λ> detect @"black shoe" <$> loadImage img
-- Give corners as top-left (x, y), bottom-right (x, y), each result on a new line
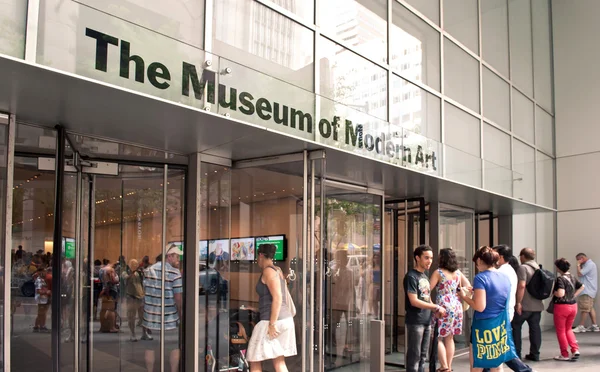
top-left (525, 354), bottom-right (539, 362)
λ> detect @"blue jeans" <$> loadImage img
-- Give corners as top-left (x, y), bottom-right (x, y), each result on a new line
top-left (406, 324), bottom-right (431, 372)
top-left (482, 358), bottom-right (533, 372)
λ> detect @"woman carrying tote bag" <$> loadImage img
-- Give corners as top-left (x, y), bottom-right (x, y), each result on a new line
top-left (460, 246), bottom-right (518, 372)
top-left (246, 244), bottom-right (297, 371)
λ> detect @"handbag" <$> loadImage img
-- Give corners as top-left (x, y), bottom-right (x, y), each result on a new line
top-left (285, 284), bottom-right (296, 317)
top-left (548, 275), bottom-right (573, 314)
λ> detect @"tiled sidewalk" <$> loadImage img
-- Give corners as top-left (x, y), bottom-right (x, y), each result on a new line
top-left (452, 330), bottom-right (600, 371)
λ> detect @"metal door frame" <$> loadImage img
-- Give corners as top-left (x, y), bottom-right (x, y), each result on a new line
top-left (475, 212), bottom-right (495, 248)
top-left (383, 197), bottom-right (426, 368)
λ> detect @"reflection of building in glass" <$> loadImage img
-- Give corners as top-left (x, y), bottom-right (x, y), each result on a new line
top-left (214, 0), bottom-right (312, 72)
top-left (319, 0), bottom-right (387, 120)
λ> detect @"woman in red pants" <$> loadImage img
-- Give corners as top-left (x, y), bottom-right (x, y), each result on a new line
top-left (552, 258), bottom-right (585, 361)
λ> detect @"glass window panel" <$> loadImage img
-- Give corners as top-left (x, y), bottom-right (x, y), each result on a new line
top-left (214, 0), bottom-right (314, 91)
top-left (535, 106), bottom-right (554, 155)
top-left (80, 0), bottom-right (204, 48)
top-left (532, 0), bottom-right (553, 112)
top-left (483, 123), bottom-right (510, 168)
top-left (509, 0), bottom-right (534, 96)
top-left (444, 102), bottom-right (480, 156)
top-left (391, 74), bottom-right (441, 141)
top-left (320, 0), bottom-right (388, 64)
top-left (444, 38), bottom-right (480, 113)
top-left (404, 0), bottom-right (440, 25)
top-left (265, 0), bottom-right (314, 22)
top-left (391, 3), bottom-right (441, 91)
top-left (485, 160), bottom-right (513, 196)
top-left (320, 36), bottom-right (387, 121)
top-left (37, 0), bottom-right (209, 107)
top-left (228, 163), bottom-right (306, 371)
top-left (445, 145), bottom-right (482, 187)
top-left (11, 156), bottom-right (56, 370)
top-left (481, 0), bottom-right (510, 77)
top-left (323, 191), bottom-right (382, 369)
top-left (513, 89), bottom-right (535, 143)
top-left (482, 67), bottom-right (510, 129)
top-left (513, 139), bottom-right (535, 203)
top-left (444, 0), bottom-right (479, 54)
top-left (536, 151), bottom-right (555, 208)
top-left (0, 0), bottom-right (27, 58)
top-left (199, 164), bottom-right (232, 365)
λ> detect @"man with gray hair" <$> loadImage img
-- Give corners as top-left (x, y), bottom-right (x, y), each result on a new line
top-left (573, 253), bottom-right (599, 333)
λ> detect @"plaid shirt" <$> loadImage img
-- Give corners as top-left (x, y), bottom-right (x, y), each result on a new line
top-left (143, 262), bottom-right (183, 331)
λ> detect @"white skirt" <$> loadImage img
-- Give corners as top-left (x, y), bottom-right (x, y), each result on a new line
top-left (246, 318), bottom-right (297, 362)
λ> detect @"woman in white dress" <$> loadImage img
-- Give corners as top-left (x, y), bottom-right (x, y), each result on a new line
top-left (246, 244), bottom-right (297, 371)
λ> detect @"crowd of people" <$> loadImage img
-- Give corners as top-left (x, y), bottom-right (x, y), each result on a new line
top-left (404, 244), bottom-right (599, 372)
top-left (12, 243), bottom-right (184, 372)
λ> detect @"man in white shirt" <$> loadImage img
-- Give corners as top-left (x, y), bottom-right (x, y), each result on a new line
top-left (482, 245), bottom-right (534, 372)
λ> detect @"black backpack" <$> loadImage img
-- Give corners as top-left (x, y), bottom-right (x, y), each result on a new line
top-left (525, 263), bottom-right (555, 300)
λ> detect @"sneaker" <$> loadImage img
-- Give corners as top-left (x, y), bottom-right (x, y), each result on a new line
top-left (587, 325), bottom-right (600, 332)
top-left (33, 327), bottom-right (39, 333)
top-left (572, 351), bottom-right (581, 360)
top-left (140, 334), bottom-right (153, 341)
top-left (554, 355), bottom-right (572, 361)
top-left (573, 325), bottom-right (587, 333)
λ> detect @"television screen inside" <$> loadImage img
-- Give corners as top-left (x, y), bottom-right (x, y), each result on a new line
top-left (231, 237), bottom-right (255, 261)
top-left (208, 239), bottom-right (230, 261)
top-left (63, 238), bottom-right (75, 259)
top-left (255, 235), bottom-right (286, 261)
top-left (199, 240), bottom-right (208, 260)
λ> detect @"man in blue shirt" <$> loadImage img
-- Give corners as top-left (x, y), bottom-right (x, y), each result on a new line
top-left (573, 253), bottom-right (599, 332)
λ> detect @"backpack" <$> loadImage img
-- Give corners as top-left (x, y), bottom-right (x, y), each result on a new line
top-left (525, 263), bottom-right (555, 300)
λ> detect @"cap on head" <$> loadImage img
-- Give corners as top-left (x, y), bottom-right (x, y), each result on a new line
top-left (166, 244), bottom-right (183, 256)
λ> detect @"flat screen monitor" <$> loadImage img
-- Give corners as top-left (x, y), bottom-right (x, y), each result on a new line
top-left (208, 239), bottom-right (230, 261)
top-left (63, 237), bottom-right (75, 259)
top-left (255, 235), bottom-right (286, 261)
top-left (231, 237), bottom-right (255, 261)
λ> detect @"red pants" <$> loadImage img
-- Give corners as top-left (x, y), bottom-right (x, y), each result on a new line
top-left (554, 303), bottom-right (578, 357)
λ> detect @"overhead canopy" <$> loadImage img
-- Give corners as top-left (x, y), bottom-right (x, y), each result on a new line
top-left (0, 55), bottom-right (553, 215)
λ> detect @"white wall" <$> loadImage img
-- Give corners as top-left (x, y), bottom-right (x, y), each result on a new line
top-left (553, 0), bottom-right (600, 322)
top-left (512, 212), bottom-right (556, 328)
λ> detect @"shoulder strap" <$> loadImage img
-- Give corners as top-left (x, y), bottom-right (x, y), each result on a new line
top-left (524, 262), bottom-right (540, 271)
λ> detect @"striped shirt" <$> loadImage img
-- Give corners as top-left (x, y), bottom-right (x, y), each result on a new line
top-left (143, 261), bottom-right (183, 331)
